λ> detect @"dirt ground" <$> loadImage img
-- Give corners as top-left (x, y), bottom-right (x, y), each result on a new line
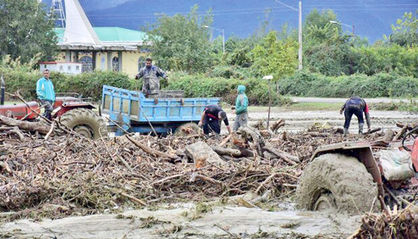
top-left (1, 109), bottom-right (417, 239)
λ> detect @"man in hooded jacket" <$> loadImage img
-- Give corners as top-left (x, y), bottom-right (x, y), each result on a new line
top-left (233, 85), bottom-right (249, 131)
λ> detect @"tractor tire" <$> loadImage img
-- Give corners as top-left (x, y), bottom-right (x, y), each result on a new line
top-left (174, 122), bottom-right (200, 136)
top-left (296, 153), bottom-right (378, 214)
top-left (59, 108), bottom-right (107, 140)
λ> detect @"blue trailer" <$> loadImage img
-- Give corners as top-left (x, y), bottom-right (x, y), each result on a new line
top-left (101, 85), bottom-right (220, 135)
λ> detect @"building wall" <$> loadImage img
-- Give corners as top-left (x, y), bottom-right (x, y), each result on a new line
top-left (56, 50), bottom-right (148, 77)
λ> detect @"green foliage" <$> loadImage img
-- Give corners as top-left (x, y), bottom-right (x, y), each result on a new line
top-left (387, 11), bottom-right (418, 47)
top-left (249, 31), bottom-right (298, 80)
top-left (166, 72), bottom-right (290, 105)
top-left (352, 44), bottom-right (418, 77)
top-left (0, 0), bottom-right (57, 63)
top-left (0, 65), bottom-right (133, 101)
top-left (55, 71), bottom-right (133, 100)
top-left (280, 71), bottom-right (418, 98)
top-left (146, 5), bottom-right (214, 72)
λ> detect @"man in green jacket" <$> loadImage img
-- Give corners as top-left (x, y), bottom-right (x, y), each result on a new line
top-left (233, 85), bottom-right (249, 131)
top-left (36, 69), bottom-right (55, 120)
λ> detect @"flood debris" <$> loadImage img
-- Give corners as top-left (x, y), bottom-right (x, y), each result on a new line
top-left (0, 114), bottom-right (416, 232)
top-left (350, 205), bottom-right (418, 239)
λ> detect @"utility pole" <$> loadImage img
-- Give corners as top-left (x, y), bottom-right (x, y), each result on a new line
top-left (274, 0), bottom-right (302, 70)
top-left (298, 0), bottom-right (302, 70)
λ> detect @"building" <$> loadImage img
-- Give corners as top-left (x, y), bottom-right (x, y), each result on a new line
top-left (45, 0), bottom-right (149, 77)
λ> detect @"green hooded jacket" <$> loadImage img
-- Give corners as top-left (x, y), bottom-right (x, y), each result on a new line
top-left (235, 85), bottom-right (248, 115)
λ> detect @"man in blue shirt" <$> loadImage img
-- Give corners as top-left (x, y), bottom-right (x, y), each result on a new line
top-left (36, 69), bottom-right (55, 120)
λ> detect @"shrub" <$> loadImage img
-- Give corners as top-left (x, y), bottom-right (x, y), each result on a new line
top-left (280, 71), bottom-right (418, 98)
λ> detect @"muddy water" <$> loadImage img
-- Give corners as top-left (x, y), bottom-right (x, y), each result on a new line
top-left (1, 202), bottom-right (360, 239)
top-left (226, 110), bottom-right (418, 133)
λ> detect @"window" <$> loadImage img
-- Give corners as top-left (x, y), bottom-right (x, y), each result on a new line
top-left (138, 56), bottom-right (145, 71)
top-left (112, 57), bottom-right (119, 71)
top-left (79, 56), bottom-right (93, 72)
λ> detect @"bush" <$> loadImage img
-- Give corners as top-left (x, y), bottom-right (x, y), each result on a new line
top-left (166, 72), bottom-right (290, 105)
top-left (0, 68), bottom-right (135, 101)
top-left (280, 71), bottom-right (418, 98)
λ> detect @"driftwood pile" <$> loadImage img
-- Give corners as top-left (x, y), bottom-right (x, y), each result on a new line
top-left (0, 115), bottom-right (412, 222)
top-left (350, 205), bottom-right (418, 239)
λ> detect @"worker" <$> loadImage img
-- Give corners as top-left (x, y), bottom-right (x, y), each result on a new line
top-left (340, 96), bottom-right (371, 135)
top-left (198, 105), bottom-right (232, 135)
top-left (135, 58), bottom-right (168, 98)
top-left (233, 85), bottom-right (249, 131)
top-left (36, 69), bottom-right (55, 120)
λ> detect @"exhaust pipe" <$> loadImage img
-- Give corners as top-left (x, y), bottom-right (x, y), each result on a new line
top-left (0, 75), bottom-right (4, 105)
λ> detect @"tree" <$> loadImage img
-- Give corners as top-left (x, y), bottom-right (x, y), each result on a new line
top-left (302, 9), bottom-right (357, 76)
top-left (145, 5), bottom-right (214, 73)
top-left (249, 31), bottom-right (298, 80)
top-left (387, 11), bottom-right (417, 47)
top-left (0, 0), bottom-right (57, 63)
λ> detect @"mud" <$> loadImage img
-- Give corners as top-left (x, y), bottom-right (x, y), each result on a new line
top-left (296, 154), bottom-right (378, 213)
top-left (228, 110), bottom-right (417, 133)
top-left (0, 202), bottom-right (361, 239)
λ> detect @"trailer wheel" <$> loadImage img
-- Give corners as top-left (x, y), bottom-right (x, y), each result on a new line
top-left (174, 122), bottom-right (200, 136)
top-left (296, 153), bottom-right (378, 214)
top-left (59, 108), bottom-right (107, 140)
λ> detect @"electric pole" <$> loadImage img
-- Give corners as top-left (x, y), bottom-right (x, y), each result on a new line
top-left (298, 0), bottom-right (302, 70)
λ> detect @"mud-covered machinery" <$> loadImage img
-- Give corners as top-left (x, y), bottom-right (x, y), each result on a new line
top-left (0, 92), bottom-right (107, 139)
top-left (296, 127), bottom-right (418, 213)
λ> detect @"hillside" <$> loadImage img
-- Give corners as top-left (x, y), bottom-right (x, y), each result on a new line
top-left (44, 0), bottom-right (417, 42)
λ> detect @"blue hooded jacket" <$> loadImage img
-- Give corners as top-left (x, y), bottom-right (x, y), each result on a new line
top-left (36, 77), bottom-right (55, 101)
top-left (235, 85), bottom-right (248, 115)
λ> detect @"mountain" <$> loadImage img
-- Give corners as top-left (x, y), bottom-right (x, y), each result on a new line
top-left (43, 0), bottom-right (418, 43)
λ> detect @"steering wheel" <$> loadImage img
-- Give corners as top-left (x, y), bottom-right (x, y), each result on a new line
top-left (402, 126), bottom-right (418, 151)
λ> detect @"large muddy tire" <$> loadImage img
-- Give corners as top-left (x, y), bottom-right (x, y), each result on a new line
top-left (59, 108), bottom-right (107, 140)
top-left (174, 122), bottom-right (200, 136)
top-left (296, 153), bottom-right (378, 214)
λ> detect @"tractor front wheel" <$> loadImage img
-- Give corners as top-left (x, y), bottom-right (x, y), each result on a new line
top-left (59, 108), bottom-right (107, 139)
top-left (296, 153), bottom-right (378, 214)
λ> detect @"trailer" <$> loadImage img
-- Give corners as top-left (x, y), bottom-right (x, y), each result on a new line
top-left (101, 85), bottom-right (220, 135)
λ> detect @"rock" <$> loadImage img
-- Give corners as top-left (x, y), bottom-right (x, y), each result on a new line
top-left (185, 141), bottom-right (226, 167)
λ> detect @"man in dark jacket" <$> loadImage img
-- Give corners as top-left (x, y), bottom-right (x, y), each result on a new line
top-left (135, 58), bottom-right (167, 98)
top-left (198, 105), bottom-right (231, 135)
top-left (340, 96), bottom-right (371, 135)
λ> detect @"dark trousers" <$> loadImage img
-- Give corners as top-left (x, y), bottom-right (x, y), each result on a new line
top-left (344, 105), bottom-right (364, 129)
top-left (203, 116), bottom-right (221, 135)
top-left (40, 99), bottom-right (53, 120)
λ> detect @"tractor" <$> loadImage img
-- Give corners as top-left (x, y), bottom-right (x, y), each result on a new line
top-left (296, 127), bottom-right (418, 214)
top-left (0, 80), bottom-right (107, 140)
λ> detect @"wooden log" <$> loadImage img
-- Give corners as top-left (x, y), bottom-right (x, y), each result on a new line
top-left (211, 146), bottom-right (242, 157)
top-left (0, 115), bottom-right (50, 134)
top-left (394, 125), bottom-right (408, 141)
top-left (263, 144), bottom-right (300, 164)
top-left (125, 135), bottom-right (177, 159)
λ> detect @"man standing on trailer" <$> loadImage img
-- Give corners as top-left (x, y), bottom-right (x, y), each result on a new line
top-left (135, 58), bottom-right (168, 98)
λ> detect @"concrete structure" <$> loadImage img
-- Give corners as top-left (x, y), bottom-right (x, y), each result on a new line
top-left (40, 61), bottom-right (82, 75)
top-left (52, 0), bottom-right (149, 77)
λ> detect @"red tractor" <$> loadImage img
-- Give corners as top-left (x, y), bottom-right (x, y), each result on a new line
top-left (0, 94), bottom-right (107, 139)
top-left (296, 127), bottom-right (418, 213)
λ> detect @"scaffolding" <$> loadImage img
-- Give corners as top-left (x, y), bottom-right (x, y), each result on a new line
top-left (51, 0), bottom-right (66, 28)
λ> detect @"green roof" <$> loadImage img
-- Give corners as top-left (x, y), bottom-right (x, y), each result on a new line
top-left (54, 27), bottom-right (147, 43)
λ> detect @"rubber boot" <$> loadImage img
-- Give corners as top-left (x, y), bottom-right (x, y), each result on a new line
top-left (343, 128), bottom-right (348, 136)
top-left (359, 123), bottom-right (364, 134)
